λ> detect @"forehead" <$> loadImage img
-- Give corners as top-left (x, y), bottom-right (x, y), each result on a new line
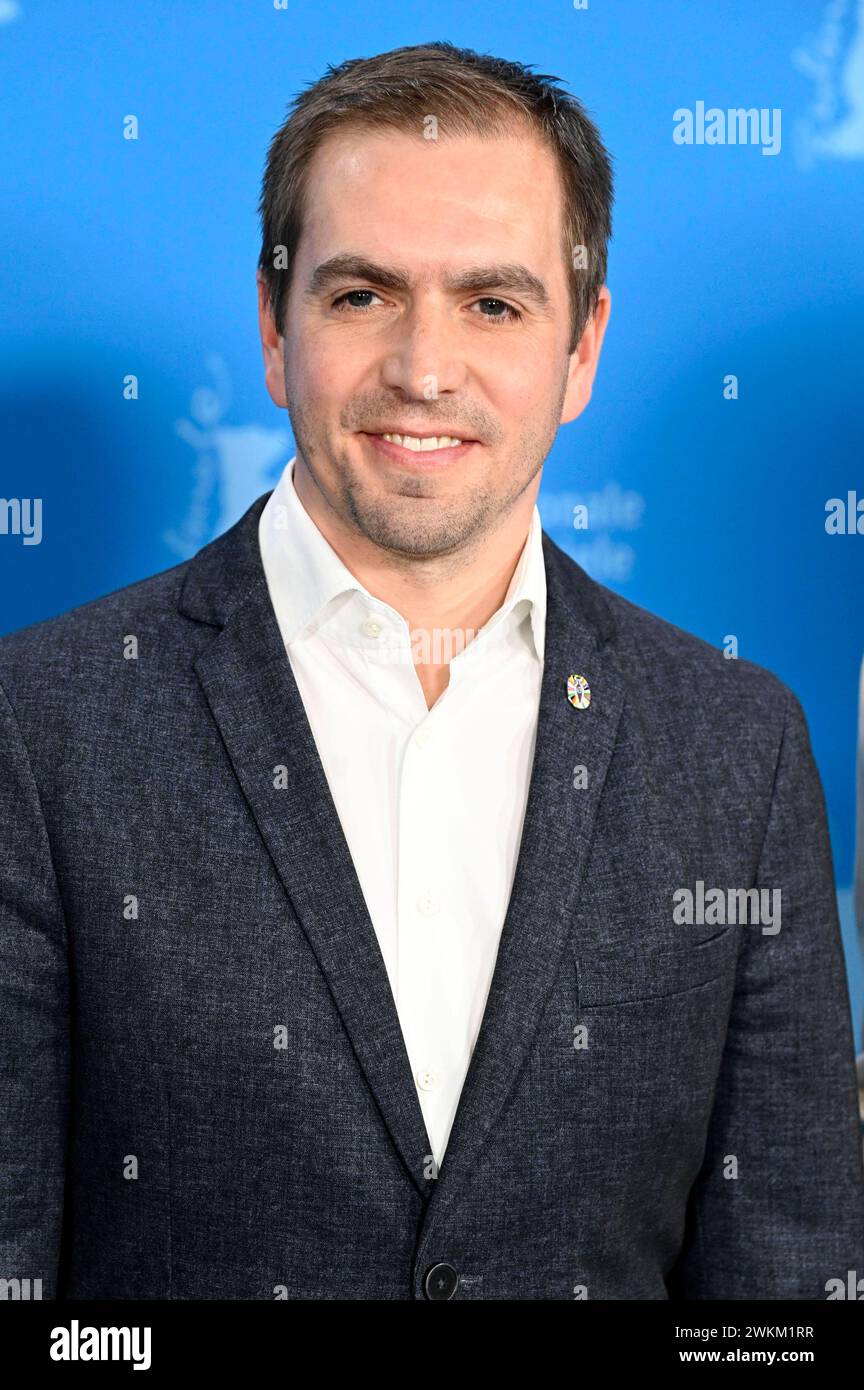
top-left (297, 125), bottom-right (568, 275)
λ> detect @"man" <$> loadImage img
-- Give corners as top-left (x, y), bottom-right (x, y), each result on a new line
top-left (1, 42), bottom-right (862, 1301)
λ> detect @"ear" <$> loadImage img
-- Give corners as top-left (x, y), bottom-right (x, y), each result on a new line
top-left (560, 287), bottom-right (612, 425)
top-left (257, 271), bottom-right (288, 409)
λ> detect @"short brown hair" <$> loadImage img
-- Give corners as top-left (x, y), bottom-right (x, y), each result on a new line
top-left (257, 41), bottom-right (614, 355)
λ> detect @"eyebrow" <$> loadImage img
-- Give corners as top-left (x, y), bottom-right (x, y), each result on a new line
top-left (306, 254), bottom-right (552, 311)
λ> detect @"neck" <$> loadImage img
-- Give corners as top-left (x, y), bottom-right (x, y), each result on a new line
top-left (291, 459), bottom-right (537, 709)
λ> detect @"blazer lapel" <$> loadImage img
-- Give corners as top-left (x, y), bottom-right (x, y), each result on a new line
top-left (180, 497), bottom-right (433, 1199)
top-left (421, 534), bottom-right (626, 1226)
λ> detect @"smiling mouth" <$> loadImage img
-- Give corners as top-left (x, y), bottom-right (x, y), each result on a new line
top-left (367, 430), bottom-right (474, 451)
top-left (359, 430), bottom-right (478, 465)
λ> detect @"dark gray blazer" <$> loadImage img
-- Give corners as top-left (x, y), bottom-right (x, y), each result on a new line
top-left (1, 494), bottom-right (862, 1300)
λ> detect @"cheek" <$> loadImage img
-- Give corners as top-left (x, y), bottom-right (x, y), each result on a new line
top-left (482, 356), bottom-right (558, 427)
top-left (285, 336), bottom-right (349, 413)
top-left (307, 322), bottom-right (386, 395)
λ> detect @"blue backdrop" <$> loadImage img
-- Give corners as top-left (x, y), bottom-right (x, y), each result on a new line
top-left (1, 0), bottom-right (862, 1042)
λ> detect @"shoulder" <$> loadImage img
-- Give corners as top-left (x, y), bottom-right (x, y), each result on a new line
top-left (0, 560), bottom-right (190, 669)
top-left (542, 534), bottom-right (801, 742)
top-left (0, 560), bottom-right (201, 737)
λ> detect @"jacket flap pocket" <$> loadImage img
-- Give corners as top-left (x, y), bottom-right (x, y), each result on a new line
top-left (574, 926), bottom-right (740, 1006)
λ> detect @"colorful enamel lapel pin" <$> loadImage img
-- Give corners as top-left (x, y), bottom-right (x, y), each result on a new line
top-left (567, 673), bottom-right (591, 709)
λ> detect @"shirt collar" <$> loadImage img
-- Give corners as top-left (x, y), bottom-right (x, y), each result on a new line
top-left (258, 456), bottom-right (546, 662)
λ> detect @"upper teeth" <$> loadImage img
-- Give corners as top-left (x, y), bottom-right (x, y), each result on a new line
top-left (381, 433), bottom-right (464, 451)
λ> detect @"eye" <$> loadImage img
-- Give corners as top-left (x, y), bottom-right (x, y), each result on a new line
top-left (472, 297), bottom-right (523, 324)
top-left (332, 289), bottom-right (383, 313)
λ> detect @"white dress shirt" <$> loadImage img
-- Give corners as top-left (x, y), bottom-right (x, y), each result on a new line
top-left (258, 456), bottom-right (547, 1166)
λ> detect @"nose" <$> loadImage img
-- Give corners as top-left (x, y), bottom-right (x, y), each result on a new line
top-left (379, 296), bottom-right (468, 401)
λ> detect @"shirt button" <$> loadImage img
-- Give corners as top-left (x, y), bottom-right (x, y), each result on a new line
top-left (424, 1262), bottom-right (459, 1300)
top-left (413, 726), bottom-right (432, 749)
top-left (417, 893), bottom-right (440, 917)
top-left (416, 1068), bottom-right (439, 1091)
top-left (361, 618), bottom-right (383, 638)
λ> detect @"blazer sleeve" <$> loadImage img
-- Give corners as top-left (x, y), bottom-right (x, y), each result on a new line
top-left (672, 684), bottom-right (864, 1299)
top-left (0, 673), bottom-right (70, 1299)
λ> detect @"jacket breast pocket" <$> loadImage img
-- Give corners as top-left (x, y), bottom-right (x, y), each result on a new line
top-left (573, 926), bottom-right (740, 1007)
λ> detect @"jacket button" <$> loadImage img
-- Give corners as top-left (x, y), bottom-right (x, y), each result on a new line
top-left (424, 1262), bottom-right (459, 1300)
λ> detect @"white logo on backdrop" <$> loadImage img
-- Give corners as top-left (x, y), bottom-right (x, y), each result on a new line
top-left (539, 482), bottom-right (645, 584)
top-left (164, 356), bottom-right (290, 558)
top-left (794, 0), bottom-right (864, 166)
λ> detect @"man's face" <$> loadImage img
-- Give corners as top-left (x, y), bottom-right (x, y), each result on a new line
top-left (258, 124), bottom-right (609, 559)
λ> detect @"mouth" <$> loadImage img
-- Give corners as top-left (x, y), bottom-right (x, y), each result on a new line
top-left (359, 430), bottom-right (478, 467)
